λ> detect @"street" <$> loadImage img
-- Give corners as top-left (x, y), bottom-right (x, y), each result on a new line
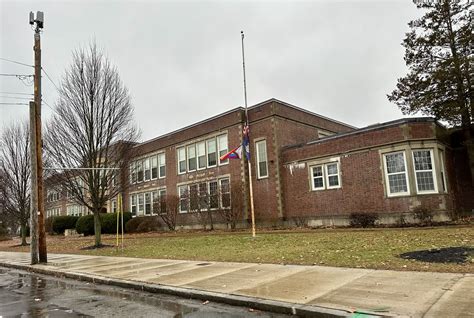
top-left (0, 267), bottom-right (289, 318)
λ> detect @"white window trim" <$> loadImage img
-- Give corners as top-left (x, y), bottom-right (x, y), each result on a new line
top-left (255, 139), bottom-right (269, 179)
top-left (383, 151), bottom-right (410, 197)
top-left (187, 144), bottom-right (197, 172)
top-left (412, 149), bottom-right (438, 195)
top-left (217, 134), bottom-right (229, 166)
top-left (325, 162), bottom-right (341, 189)
top-left (207, 138), bottom-right (218, 168)
top-left (439, 150), bottom-right (448, 193)
top-left (197, 141), bottom-right (207, 170)
top-left (178, 185), bottom-right (189, 213)
top-left (158, 153), bottom-right (166, 179)
top-left (151, 155), bottom-right (158, 180)
top-left (310, 165), bottom-right (325, 191)
top-left (177, 147), bottom-right (187, 175)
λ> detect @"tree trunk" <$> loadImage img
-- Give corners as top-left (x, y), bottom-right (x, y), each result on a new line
top-left (20, 223), bottom-right (27, 246)
top-left (93, 212), bottom-right (102, 247)
top-left (464, 128), bottom-right (474, 186)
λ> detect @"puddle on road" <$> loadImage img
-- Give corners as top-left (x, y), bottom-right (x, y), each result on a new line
top-left (0, 268), bottom-right (287, 318)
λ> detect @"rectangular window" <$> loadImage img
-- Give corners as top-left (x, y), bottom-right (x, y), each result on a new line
top-left (144, 158), bottom-right (151, 181)
top-left (178, 147), bottom-right (186, 174)
top-left (130, 163), bottom-right (137, 184)
top-left (179, 185), bottom-right (188, 213)
top-left (159, 189), bottom-right (167, 214)
top-left (209, 181), bottom-right (219, 209)
top-left (383, 152), bottom-right (409, 196)
top-left (207, 139), bottom-right (217, 167)
top-left (220, 178), bottom-right (231, 208)
top-left (151, 156), bottom-right (158, 179)
top-left (311, 166), bottom-right (324, 190)
top-left (439, 150), bottom-right (447, 193)
top-left (158, 153), bottom-right (166, 178)
top-left (138, 193), bottom-right (144, 216)
top-left (218, 134), bottom-right (228, 165)
top-left (326, 163), bottom-right (340, 188)
top-left (144, 192), bottom-right (152, 215)
top-left (137, 160), bottom-right (144, 183)
top-left (199, 183), bottom-right (208, 210)
top-left (413, 149), bottom-right (437, 193)
top-left (189, 184), bottom-right (199, 212)
top-left (130, 194), bottom-right (137, 216)
top-left (187, 144), bottom-right (197, 172)
top-left (111, 200), bottom-right (117, 214)
top-left (256, 140), bottom-right (268, 179)
top-left (197, 141), bottom-right (206, 170)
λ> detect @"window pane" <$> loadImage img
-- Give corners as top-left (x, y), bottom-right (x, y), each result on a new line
top-left (144, 158), bottom-right (151, 181)
top-left (178, 147), bottom-right (186, 173)
top-left (259, 162), bottom-right (268, 178)
top-left (413, 150), bottom-right (432, 171)
top-left (145, 192), bottom-right (151, 215)
top-left (326, 163), bottom-right (338, 175)
top-left (199, 183), bottom-right (208, 210)
top-left (416, 171), bottom-right (435, 191)
top-left (137, 160), bottom-right (143, 182)
top-left (197, 142), bottom-right (206, 169)
top-left (256, 140), bottom-right (268, 178)
top-left (328, 175), bottom-right (339, 187)
top-left (189, 184), bottom-right (199, 211)
top-left (138, 193), bottom-right (144, 215)
top-left (385, 153), bottom-right (405, 174)
top-left (207, 139), bottom-right (217, 166)
top-left (187, 145), bottom-right (197, 171)
top-left (158, 153), bottom-right (166, 178)
top-left (220, 179), bottom-right (230, 208)
top-left (312, 166), bottom-right (322, 177)
top-left (218, 134), bottom-right (228, 164)
top-left (179, 186), bottom-right (188, 212)
top-left (151, 156), bottom-right (158, 179)
top-left (388, 173), bottom-right (408, 193)
top-left (209, 181), bottom-right (218, 209)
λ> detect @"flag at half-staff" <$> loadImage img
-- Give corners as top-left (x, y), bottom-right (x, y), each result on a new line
top-left (219, 124), bottom-right (251, 161)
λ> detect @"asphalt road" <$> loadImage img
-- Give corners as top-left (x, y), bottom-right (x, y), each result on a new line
top-left (0, 267), bottom-right (289, 318)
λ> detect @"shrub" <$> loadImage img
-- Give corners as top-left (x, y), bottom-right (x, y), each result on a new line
top-left (45, 217), bottom-right (54, 234)
top-left (52, 216), bottom-right (79, 234)
top-left (350, 212), bottom-right (379, 228)
top-left (413, 206), bottom-right (433, 226)
top-left (125, 216), bottom-right (161, 233)
top-left (101, 212), bottom-right (132, 234)
top-left (76, 214), bottom-right (95, 236)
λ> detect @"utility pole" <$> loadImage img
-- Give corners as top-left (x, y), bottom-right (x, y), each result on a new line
top-left (29, 101), bottom-right (38, 264)
top-left (30, 11), bottom-right (47, 263)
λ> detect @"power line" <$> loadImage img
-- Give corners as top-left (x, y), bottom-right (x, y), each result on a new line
top-left (41, 67), bottom-right (60, 91)
top-left (42, 99), bottom-right (55, 112)
top-left (0, 91), bottom-right (33, 96)
top-left (0, 73), bottom-right (34, 77)
top-left (0, 57), bottom-right (34, 68)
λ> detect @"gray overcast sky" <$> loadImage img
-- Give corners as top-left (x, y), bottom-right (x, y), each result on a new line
top-left (1, 0), bottom-right (421, 142)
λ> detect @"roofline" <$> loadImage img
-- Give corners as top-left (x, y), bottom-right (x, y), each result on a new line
top-left (284, 117), bottom-right (441, 150)
top-left (136, 106), bottom-right (244, 148)
top-left (253, 98), bottom-right (357, 130)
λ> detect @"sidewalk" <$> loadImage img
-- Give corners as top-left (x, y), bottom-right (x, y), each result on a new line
top-left (0, 252), bottom-right (472, 317)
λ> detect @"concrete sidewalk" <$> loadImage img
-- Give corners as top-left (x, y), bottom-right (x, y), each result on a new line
top-left (0, 252), bottom-right (472, 317)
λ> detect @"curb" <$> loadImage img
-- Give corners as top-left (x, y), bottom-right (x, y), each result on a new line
top-left (0, 261), bottom-right (386, 318)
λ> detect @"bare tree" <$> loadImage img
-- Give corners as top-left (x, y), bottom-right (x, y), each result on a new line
top-left (0, 122), bottom-right (31, 245)
top-left (44, 43), bottom-right (139, 247)
top-left (157, 194), bottom-right (180, 231)
top-left (217, 180), bottom-right (243, 230)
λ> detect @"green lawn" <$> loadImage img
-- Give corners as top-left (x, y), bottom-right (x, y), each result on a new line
top-left (2, 226), bottom-right (472, 273)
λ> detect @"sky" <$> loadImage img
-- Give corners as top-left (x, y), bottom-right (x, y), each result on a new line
top-left (1, 0), bottom-right (422, 142)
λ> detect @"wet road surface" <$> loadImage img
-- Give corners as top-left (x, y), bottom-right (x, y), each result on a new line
top-left (0, 267), bottom-right (290, 318)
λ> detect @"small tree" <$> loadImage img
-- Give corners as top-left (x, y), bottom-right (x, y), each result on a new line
top-left (0, 122), bottom-right (31, 245)
top-left (44, 42), bottom-right (139, 247)
top-left (157, 194), bottom-right (180, 231)
top-left (217, 180), bottom-right (242, 230)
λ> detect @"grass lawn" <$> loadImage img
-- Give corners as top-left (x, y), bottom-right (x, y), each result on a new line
top-left (1, 226), bottom-right (472, 273)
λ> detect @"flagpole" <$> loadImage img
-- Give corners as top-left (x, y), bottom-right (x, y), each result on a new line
top-left (241, 30), bottom-right (256, 238)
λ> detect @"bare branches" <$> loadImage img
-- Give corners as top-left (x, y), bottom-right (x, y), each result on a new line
top-left (44, 42), bottom-right (139, 246)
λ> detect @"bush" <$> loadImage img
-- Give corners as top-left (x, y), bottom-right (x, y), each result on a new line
top-left (76, 212), bottom-right (132, 236)
top-left (125, 216), bottom-right (161, 233)
top-left (76, 214), bottom-right (95, 236)
top-left (45, 217), bottom-right (54, 234)
top-left (52, 215), bottom-right (79, 234)
top-left (350, 212), bottom-right (379, 228)
top-left (413, 206), bottom-right (433, 226)
top-left (101, 212), bottom-right (132, 234)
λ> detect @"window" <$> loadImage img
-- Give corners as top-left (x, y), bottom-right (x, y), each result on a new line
top-left (158, 153), bottom-right (166, 178)
top-left (326, 163), bottom-right (340, 188)
top-left (256, 140), bottom-right (268, 178)
top-left (383, 152), bottom-right (409, 196)
top-left (159, 189), bottom-right (167, 214)
top-left (199, 183), bottom-right (208, 210)
top-left (218, 134), bottom-right (228, 165)
top-left (220, 178), bottom-right (230, 208)
top-left (311, 166), bottom-right (324, 190)
top-left (209, 181), bottom-right (219, 209)
top-left (189, 184), bottom-right (199, 211)
top-left (144, 192), bottom-right (152, 215)
top-left (179, 185), bottom-right (189, 213)
top-left (187, 145), bottom-right (197, 172)
top-left (130, 163), bottom-right (137, 184)
top-left (439, 150), bottom-right (447, 193)
top-left (178, 147), bottom-right (186, 174)
top-left (207, 139), bottom-right (217, 167)
top-left (151, 156), bottom-right (158, 179)
top-left (67, 205), bottom-right (83, 217)
top-left (138, 193), bottom-right (144, 216)
top-left (137, 160), bottom-right (144, 183)
top-left (130, 194), bottom-right (137, 216)
top-left (413, 149), bottom-right (437, 193)
top-left (197, 141), bottom-right (206, 170)
top-left (144, 158), bottom-right (151, 181)
top-left (111, 200), bottom-right (117, 213)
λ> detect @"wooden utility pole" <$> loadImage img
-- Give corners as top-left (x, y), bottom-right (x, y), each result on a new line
top-left (30, 11), bottom-right (47, 263)
top-left (29, 101), bottom-right (39, 264)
